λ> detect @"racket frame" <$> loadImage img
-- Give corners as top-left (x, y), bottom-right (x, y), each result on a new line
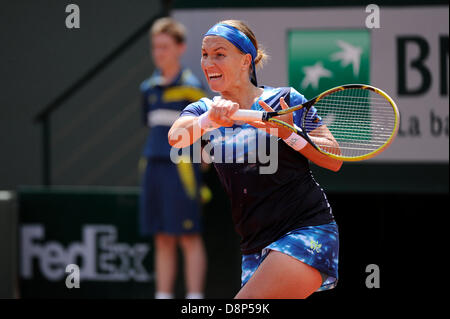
top-left (299, 84), bottom-right (400, 161)
top-left (233, 84), bottom-right (400, 162)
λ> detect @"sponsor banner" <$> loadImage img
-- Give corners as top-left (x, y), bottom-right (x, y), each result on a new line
top-left (174, 6), bottom-right (449, 162)
top-left (288, 29), bottom-right (371, 99)
top-left (18, 188), bottom-right (154, 298)
top-left (21, 224), bottom-right (151, 282)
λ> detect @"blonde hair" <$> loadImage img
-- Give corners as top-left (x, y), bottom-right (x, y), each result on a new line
top-left (218, 19), bottom-right (269, 69)
top-left (150, 17), bottom-right (186, 44)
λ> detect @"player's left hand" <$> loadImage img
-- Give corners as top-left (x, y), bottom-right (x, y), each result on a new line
top-left (246, 97), bottom-right (293, 139)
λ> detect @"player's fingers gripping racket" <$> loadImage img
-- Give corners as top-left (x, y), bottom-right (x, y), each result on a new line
top-left (231, 84), bottom-right (400, 161)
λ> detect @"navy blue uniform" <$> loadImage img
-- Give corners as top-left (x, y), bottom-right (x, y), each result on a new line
top-left (181, 86), bottom-right (335, 253)
top-left (139, 68), bottom-right (206, 236)
top-left (180, 86), bottom-right (339, 291)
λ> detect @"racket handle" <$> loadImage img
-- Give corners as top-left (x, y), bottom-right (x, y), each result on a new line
top-left (230, 109), bottom-right (264, 121)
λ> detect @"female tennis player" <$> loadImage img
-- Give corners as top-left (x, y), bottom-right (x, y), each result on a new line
top-left (168, 20), bottom-right (342, 298)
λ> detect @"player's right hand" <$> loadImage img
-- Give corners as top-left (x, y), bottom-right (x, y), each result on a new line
top-left (208, 97), bottom-right (239, 127)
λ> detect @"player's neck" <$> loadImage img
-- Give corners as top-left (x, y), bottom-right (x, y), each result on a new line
top-left (221, 82), bottom-right (263, 110)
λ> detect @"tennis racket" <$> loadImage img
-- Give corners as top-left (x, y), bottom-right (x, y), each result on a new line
top-left (230, 84), bottom-right (400, 161)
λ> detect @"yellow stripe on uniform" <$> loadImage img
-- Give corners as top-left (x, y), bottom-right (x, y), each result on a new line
top-left (176, 155), bottom-right (197, 200)
top-left (162, 86), bottom-right (206, 103)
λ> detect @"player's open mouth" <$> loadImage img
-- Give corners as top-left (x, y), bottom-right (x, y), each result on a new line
top-left (208, 73), bottom-right (222, 80)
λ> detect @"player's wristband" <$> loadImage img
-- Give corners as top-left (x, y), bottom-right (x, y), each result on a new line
top-left (283, 132), bottom-right (307, 151)
top-left (198, 111), bottom-right (220, 131)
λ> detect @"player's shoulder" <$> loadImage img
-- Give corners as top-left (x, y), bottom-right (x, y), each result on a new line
top-left (288, 87), bottom-right (308, 104)
top-left (259, 86), bottom-right (285, 100)
top-left (260, 86), bottom-right (305, 102)
top-left (192, 97), bottom-right (210, 109)
top-left (180, 97), bottom-right (210, 117)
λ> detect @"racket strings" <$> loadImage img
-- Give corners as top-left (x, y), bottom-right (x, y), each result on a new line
top-left (304, 88), bottom-right (397, 158)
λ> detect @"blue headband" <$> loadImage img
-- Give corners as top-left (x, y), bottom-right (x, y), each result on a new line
top-left (204, 23), bottom-right (258, 86)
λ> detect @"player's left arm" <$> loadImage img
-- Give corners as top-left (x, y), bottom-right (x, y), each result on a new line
top-left (308, 124), bottom-right (341, 158)
top-left (249, 99), bottom-right (342, 172)
top-left (297, 140), bottom-right (342, 172)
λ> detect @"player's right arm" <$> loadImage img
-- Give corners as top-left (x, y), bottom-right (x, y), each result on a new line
top-left (168, 115), bottom-right (203, 148)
